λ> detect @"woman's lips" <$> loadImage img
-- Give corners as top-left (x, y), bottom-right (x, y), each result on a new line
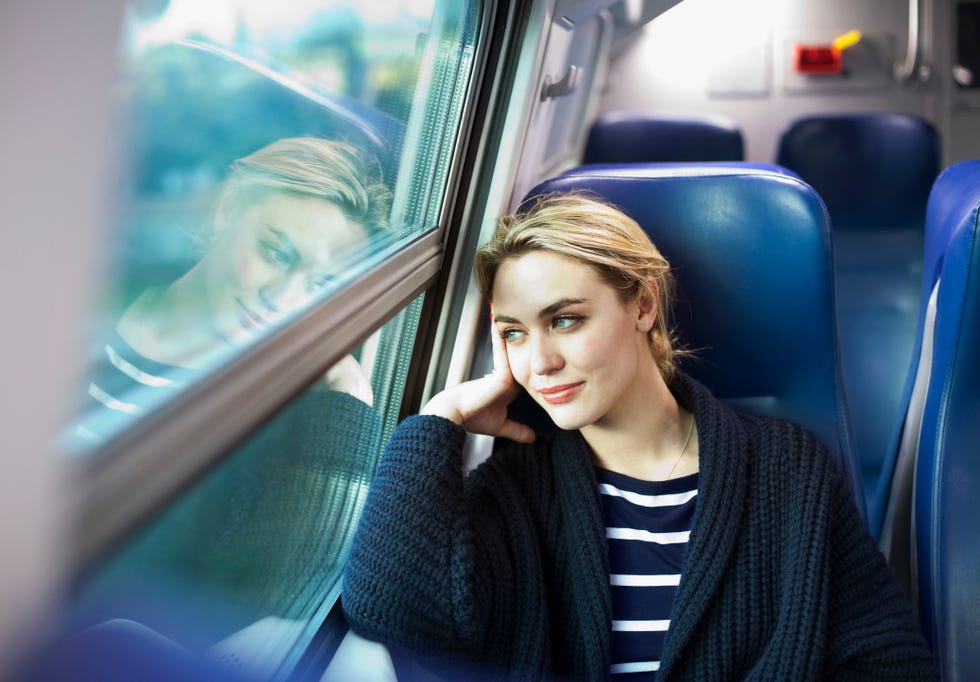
top-left (236, 298), bottom-right (267, 330)
top-left (537, 382), bottom-right (584, 405)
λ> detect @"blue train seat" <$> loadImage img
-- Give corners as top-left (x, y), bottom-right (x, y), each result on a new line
top-left (775, 113), bottom-right (941, 518)
top-left (775, 113), bottom-right (939, 231)
top-left (575, 161), bottom-right (799, 178)
top-left (515, 164), bottom-right (863, 513)
top-left (583, 112), bottom-right (744, 164)
top-left (874, 160), bottom-right (980, 680)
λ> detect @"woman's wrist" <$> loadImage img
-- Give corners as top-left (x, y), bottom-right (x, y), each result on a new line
top-left (419, 394), bottom-right (463, 425)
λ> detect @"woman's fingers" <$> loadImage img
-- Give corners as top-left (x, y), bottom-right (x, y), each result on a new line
top-left (489, 314), bottom-right (512, 379)
top-left (324, 354), bottom-right (374, 405)
top-left (421, 375), bottom-right (534, 442)
top-left (497, 419), bottom-right (536, 444)
top-left (463, 372), bottom-right (517, 416)
top-left (420, 315), bottom-right (533, 440)
top-left (421, 373), bottom-right (510, 425)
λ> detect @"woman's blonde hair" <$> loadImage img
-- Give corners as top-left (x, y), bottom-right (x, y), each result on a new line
top-left (474, 191), bottom-right (683, 380)
top-left (214, 137), bottom-right (392, 237)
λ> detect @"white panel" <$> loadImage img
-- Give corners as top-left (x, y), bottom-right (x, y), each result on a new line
top-left (0, 0), bottom-right (124, 673)
top-left (598, 0), bottom-right (933, 162)
top-left (708, 31), bottom-right (772, 97)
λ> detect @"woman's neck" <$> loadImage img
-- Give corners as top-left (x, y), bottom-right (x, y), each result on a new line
top-left (581, 365), bottom-right (699, 481)
top-left (116, 268), bottom-right (219, 368)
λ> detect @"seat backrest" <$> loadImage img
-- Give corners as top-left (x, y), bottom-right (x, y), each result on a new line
top-left (775, 113), bottom-right (939, 230)
top-left (584, 112), bottom-right (744, 164)
top-left (776, 114), bottom-right (940, 520)
top-left (518, 164), bottom-right (863, 514)
top-left (877, 160), bottom-right (980, 680)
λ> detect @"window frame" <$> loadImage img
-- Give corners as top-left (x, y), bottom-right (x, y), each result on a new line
top-left (69, 0), bottom-right (498, 580)
top-left (408, 0), bottom-right (554, 409)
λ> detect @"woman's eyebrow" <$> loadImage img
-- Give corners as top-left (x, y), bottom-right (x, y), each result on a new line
top-left (492, 298), bottom-right (587, 326)
top-left (265, 225), bottom-right (301, 261)
top-left (538, 298), bottom-right (586, 318)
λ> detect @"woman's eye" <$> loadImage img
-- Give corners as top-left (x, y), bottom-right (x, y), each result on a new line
top-left (308, 274), bottom-right (339, 293)
top-left (259, 240), bottom-right (295, 270)
top-left (500, 328), bottom-right (524, 343)
top-left (552, 315), bottom-right (581, 330)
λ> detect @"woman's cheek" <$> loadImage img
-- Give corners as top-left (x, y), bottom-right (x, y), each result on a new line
top-left (569, 335), bottom-right (601, 371)
top-left (231, 242), bottom-right (276, 291)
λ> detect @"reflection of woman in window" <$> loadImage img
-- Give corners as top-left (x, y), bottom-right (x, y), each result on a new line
top-left (343, 193), bottom-right (938, 680)
top-left (76, 137), bottom-right (390, 446)
top-left (119, 137), bottom-right (388, 363)
top-left (73, 138), bottom-right (390, 661)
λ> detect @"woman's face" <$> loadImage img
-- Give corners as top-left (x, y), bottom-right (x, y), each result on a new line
top-left (491, 250), bottom-right (657, 431)
top-left (199, 192), bottom-right (369, 347)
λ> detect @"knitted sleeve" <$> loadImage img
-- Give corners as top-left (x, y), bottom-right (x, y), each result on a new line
top-left (77, 387), bottom-right (384, 642)
top-left (821, 449), bottom-right (939, 680)
top-left (341, 414), bottom-right (486, 666)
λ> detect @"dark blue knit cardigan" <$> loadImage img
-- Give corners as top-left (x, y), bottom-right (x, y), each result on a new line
top-left (342, 372), bottom-right (938, 680)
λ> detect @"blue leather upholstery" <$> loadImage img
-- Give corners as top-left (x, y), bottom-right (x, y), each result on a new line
top-left (517, 164), bottom-right (863, 513)
top-left (776, 114), bottom-right (940, 518)
top-left (584, 112), bottom-right (744, 164)
top-left (575, 161), bottom-right (799, 179)
top-left (775, 113), bottom-right (939, 231)
top-left (905, 160), bottom-right (980, 680)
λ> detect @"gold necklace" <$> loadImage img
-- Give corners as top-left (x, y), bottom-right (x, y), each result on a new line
top-left (666, 413), bottom-right (696, 479)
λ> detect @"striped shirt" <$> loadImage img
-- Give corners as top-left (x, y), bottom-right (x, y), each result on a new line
top-left (596, 467), bottom-right (699, 680)
top-left (68, 329), bottom-right (193, 451)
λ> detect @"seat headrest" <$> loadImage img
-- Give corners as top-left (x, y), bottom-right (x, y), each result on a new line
top-left (584, 112), bottom-right (744, 164)
top-left (564, 161), bottom-right (800, 180)
top-left (922, 160), bottom-right (980, 299)
top-left (521, 164), bottom-right (860, 508)
top-left (775, 113), bottom-right (940, 230)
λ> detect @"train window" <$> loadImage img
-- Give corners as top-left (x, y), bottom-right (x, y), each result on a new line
top-left (58, 0), bottom-right (483, 673)
top-left (71, 296), bottom-right (422, 679)
top-left (65, 0), bottom-right (480, 454)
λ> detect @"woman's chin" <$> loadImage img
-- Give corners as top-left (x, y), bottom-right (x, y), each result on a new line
top-left (541, 404), bottom-right (594, 432)
top-left (212, 310), bottom-right (261, 349)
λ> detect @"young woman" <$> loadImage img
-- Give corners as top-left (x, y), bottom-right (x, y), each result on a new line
top-left (75, 136), bottom-right (390, 447)
top-left (70, 137), bottom-right (391, 657)
top-left (342, 193), bottom-right (938, 680)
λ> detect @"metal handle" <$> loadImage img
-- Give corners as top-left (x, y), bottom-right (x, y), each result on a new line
top-left (541, 64), bottom-right (582, 100)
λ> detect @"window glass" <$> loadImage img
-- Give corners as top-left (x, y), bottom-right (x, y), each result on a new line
top-left (71, 296), bottom-right (423, 679)
top-left (65, 0), bottom-right (479, 453)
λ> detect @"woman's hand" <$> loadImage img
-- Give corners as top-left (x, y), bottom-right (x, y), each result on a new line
top-left (420, 321), bottom-right (535, 443)
top-left (325, 353), bottom-right (374, 406)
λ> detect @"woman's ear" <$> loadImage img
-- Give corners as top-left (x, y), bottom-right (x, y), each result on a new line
top-left (635, 279), bottom-right (658, 333)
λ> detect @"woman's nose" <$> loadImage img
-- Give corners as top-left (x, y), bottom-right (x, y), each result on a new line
top-left (258, 273), bottom-right (313, 313)
top-left (529, 334), bottom-right (563, 375)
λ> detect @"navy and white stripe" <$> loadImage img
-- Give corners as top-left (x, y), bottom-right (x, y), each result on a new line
top-left (70, 329), bottom-right (192, 449)
top-left (596, 467), bottom-right (698, 680)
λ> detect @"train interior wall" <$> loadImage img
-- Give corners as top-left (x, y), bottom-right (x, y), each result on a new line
top-left (599, 0), bottom-right (980, 167)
